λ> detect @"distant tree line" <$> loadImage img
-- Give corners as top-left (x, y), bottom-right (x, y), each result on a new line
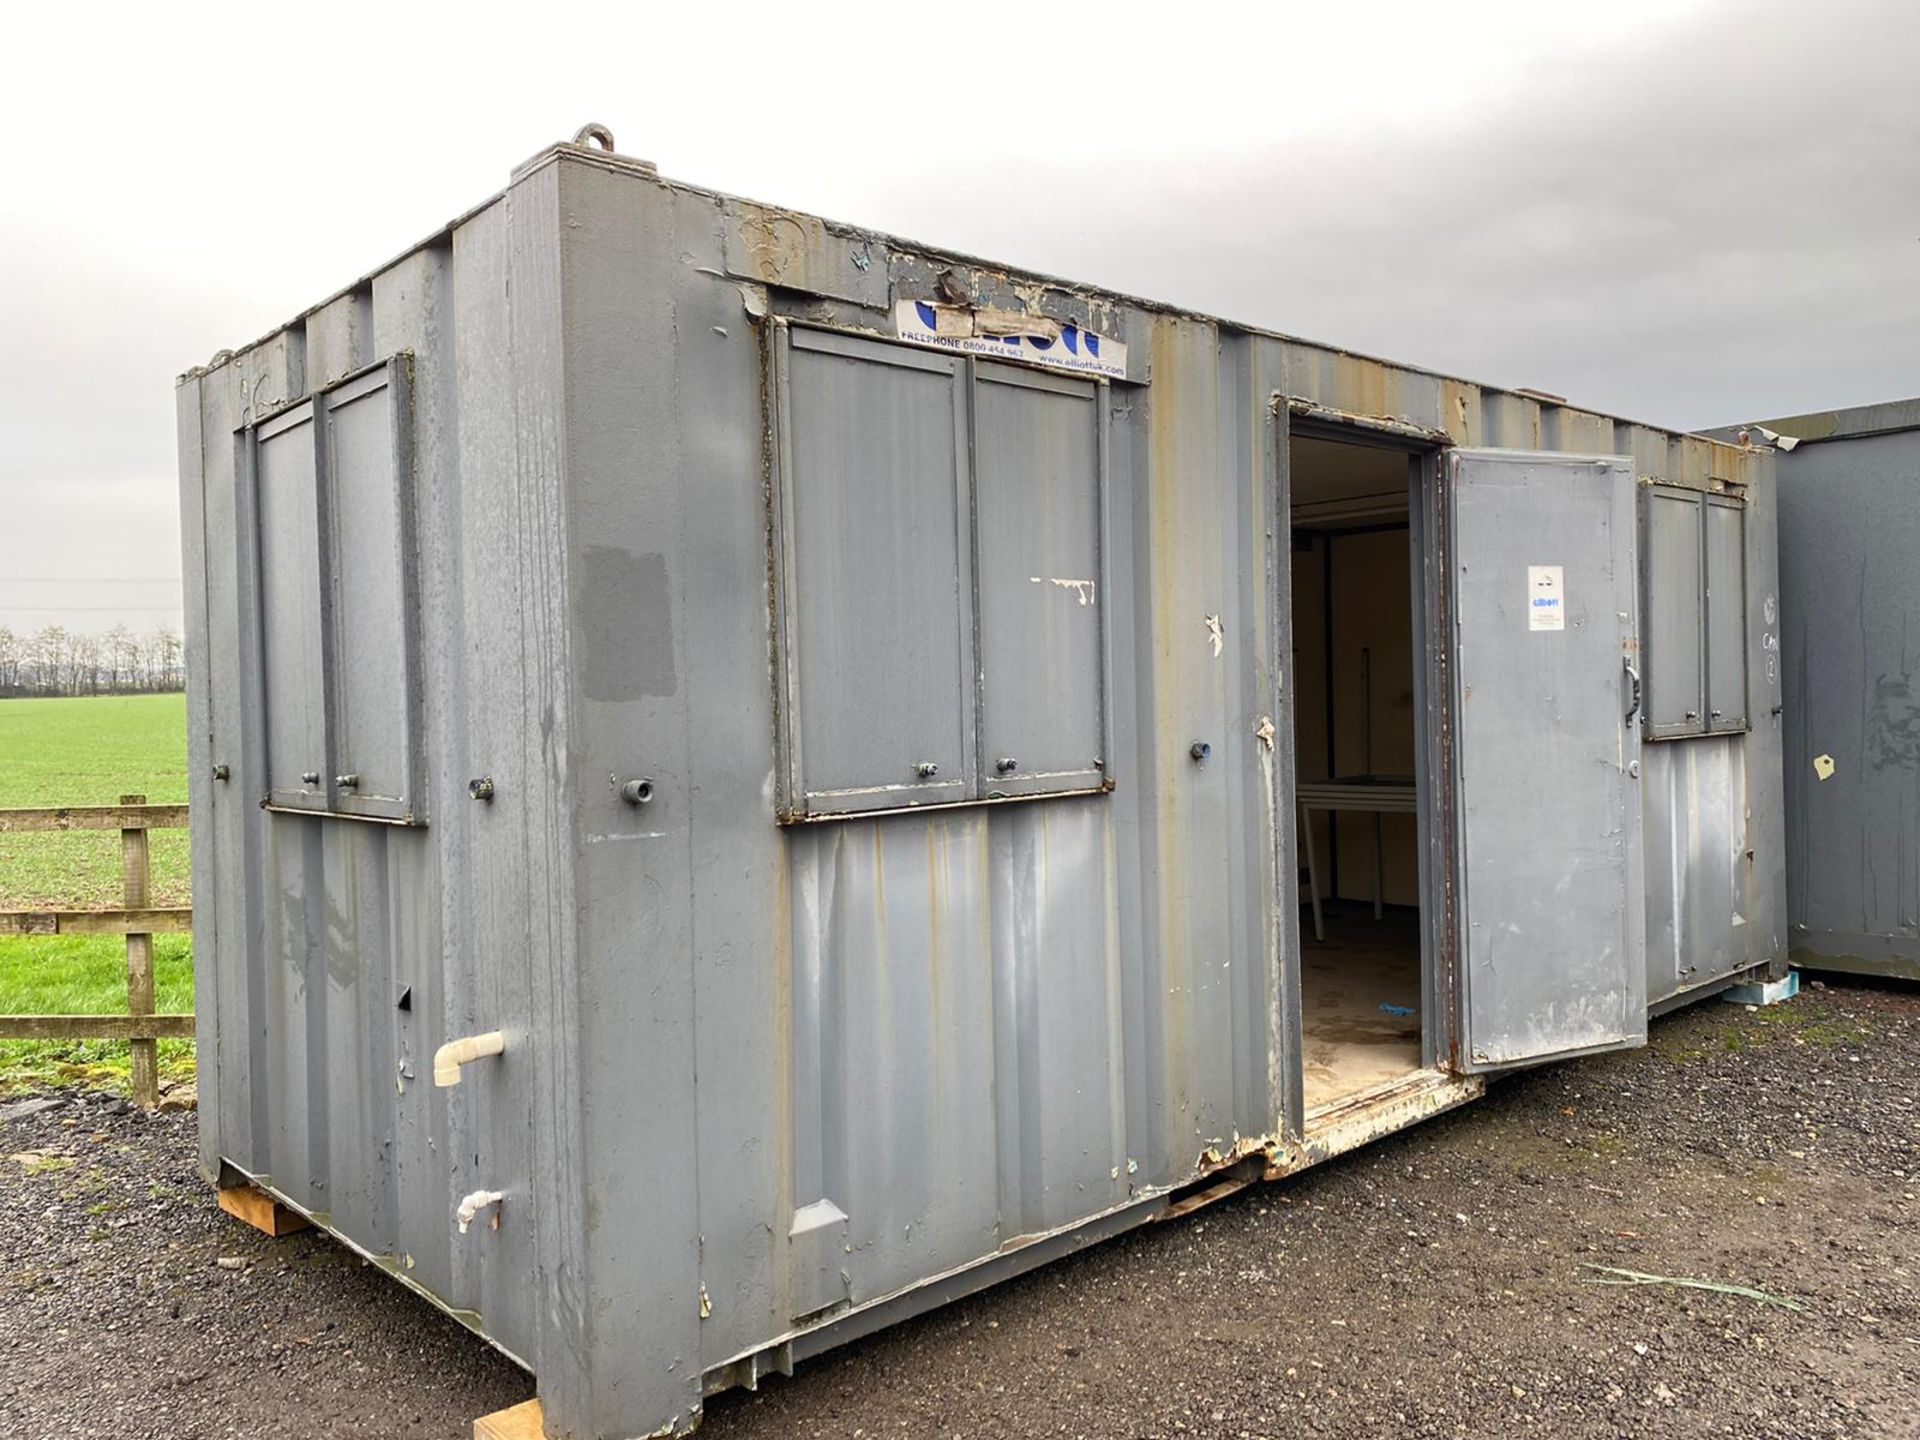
top-left (0, 624), bottom-right (184, 697)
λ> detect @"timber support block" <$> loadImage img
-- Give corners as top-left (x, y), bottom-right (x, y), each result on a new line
top-left (216, 1183), bottom-right (311, 1238)
top-left (475, 1398), bottom-right (544, 1439)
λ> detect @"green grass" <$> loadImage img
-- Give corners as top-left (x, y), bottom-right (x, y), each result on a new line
top-left (0, 695), bottom-right (190, 905)
top-left (1751, 1003), bottom-right (1870, 1048)
top-left (0, 694), bottom-right (193, 1094)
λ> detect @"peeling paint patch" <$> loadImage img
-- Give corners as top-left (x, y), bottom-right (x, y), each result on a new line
top-left (1813, 754), bottom-right (1837, 780)
top-left (1204, 613), bottom-right (1224, 658)
top-left (724, 201), bottom-right (886, 306)
top-left (894, 300), bottom-right (1128, 379)
top-left (1255, 715), bottom-right (1276, 751)
top-left (1030, 576), bottom-right (1096, 606)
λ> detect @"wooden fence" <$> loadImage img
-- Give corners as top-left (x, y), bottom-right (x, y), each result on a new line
top-left (0, 796), bottom-right (194, 1107)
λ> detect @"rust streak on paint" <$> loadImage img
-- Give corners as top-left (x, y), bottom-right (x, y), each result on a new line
top-left (1442, 379), bottom-right (1479, 447)
top-left (1332, 353), bottom-right (1399, 425)
top-left (926, 818), bottom-right (947, 1076)
top-left (1147, 316), bottom-right (1196, 1140)
top-left (770, 838), bottom-right (795, 1328)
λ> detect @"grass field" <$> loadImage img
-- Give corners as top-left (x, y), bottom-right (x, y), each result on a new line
top-left (0, 694), bottom-right (193, 1093)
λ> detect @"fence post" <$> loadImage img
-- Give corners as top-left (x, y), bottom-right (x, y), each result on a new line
top-left (120, 793), bottom-right (158, 1108)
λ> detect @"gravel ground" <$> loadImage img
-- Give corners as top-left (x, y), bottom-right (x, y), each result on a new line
top-left (2, 978), bottom-right (1915, 1440)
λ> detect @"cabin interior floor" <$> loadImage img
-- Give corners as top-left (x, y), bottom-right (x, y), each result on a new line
top-left (1301, 903), bottom-right (1423, 1118)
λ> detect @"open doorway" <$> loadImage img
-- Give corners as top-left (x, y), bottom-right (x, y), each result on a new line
top-left (1289, 431), bottom-right (1430, 1121)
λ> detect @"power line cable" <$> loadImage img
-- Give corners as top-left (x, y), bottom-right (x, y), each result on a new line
top-left (1, 577), bottom-right (183, 584)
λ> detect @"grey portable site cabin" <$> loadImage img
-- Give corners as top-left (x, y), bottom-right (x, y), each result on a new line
top-left (1707, 398), bottom-right (1920, 983)
top-left (175, 130), bottom-right (1788, 1439)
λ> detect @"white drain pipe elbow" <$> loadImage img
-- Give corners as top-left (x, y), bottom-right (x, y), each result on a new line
top-left (434, 1030), bottom-right (506, 1087)
top-left (456, 1189), bottom-right (506, 1234)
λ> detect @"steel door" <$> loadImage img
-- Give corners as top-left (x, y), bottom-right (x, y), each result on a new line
top-left (1448, 449), bottom-right (1646, 1070)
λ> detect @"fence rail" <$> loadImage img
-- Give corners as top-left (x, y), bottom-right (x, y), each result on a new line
top-left (1, 908), bottom-right (194, 937)
top-left (0, 795), bottom-right (193, 1107)
top-left (0, 804), bottom-right (191, 833)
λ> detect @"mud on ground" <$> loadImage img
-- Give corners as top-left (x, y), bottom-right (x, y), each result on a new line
top-left (2, 979), bottom-right (1915, 1439)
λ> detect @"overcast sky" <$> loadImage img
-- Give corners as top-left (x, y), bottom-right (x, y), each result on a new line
top-left (2, 1), bottom-right (1915, 635)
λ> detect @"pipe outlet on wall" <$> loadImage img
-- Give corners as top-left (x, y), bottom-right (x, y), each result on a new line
top-left (456, 1189), bottom-right (506, 1234)
top-left (434, 1031), bottom-right (506, 1087)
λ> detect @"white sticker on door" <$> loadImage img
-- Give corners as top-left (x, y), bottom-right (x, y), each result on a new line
top-left (1527, 564), bottom-right (1565, 631)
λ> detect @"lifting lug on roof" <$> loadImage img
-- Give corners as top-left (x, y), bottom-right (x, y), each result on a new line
top-left (564, 122), bottom-right (659, 175)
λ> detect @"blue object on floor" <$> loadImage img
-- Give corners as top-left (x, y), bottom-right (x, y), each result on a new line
top-left (1720, 971), bottom-right (1800, 1007)
top-left (1379, 1002), bottom-right (1416, 1017)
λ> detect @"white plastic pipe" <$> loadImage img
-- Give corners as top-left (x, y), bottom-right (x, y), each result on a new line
top-left (433, 1030), bottom-right (506, 1087)
top-left (456, 1189), bottom-right (505, 1234)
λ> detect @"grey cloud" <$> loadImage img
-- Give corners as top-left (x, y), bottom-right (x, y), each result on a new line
top-left (836, 0), bottom-right (1920, 429)
top-left (2, 0), bottom-right (1915, 634)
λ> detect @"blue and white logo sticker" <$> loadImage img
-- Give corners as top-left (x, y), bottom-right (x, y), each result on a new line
top-left (1527, 564), bottom-right (1565, 632)
top-left (893, 300), bottom-right (1127, 380)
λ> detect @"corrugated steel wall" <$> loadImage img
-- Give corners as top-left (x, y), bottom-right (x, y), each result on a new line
top-left (177, 183), bottom-right (580, 1376)
top-left (1773, 421), bottom-right (1920, 980)
top-left (178, 143), bottom-right (1784, 1439)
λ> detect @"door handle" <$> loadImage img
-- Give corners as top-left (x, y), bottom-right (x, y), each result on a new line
top-left (1623, 661), bottom-right (1642, 722)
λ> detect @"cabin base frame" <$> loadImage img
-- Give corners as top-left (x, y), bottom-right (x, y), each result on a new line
top-left (1646, 960), bottom-right (1775, 1020)
top-left (686, 1072), bottom-right (1483, 1418)
top-left (1791, 943), bottom-right (1920, 985)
